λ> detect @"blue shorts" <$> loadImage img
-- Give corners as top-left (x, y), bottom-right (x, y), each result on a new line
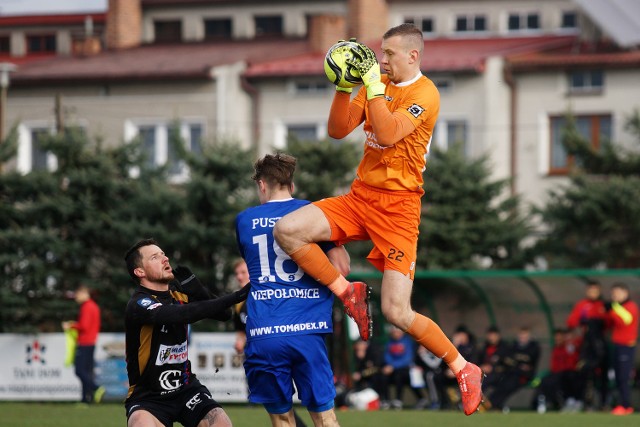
top-left (244, 334), bottom-right (335, 412)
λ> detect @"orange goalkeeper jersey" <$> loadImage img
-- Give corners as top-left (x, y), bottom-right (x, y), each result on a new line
top-left (352, 74), bottom-right (439, 193)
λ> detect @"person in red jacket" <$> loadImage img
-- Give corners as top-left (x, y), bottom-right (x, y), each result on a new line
top-left (606, 282), bottom-right (639, 416)
top-left (62, 285), bottom-right (105, 404)
top-left (566, 281), bottom-right (608, 409)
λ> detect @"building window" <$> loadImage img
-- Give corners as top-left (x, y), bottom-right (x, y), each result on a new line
top-left (128, 121), bottom-right (204, 181)
top-left (456, 15), bottom-right (486, 32)
top-left (16, 125), bottom-right (68, 173)
top-left (549, 114), bottom-right (612, 173)
top-left (421, 18), bottom-right (434, 33)
top-left (287, 125), bottom-right (318, 142)
top-left (561, 11), bottom-right (577, 29)
top-left (0, 36), bottom-right (9, 54)
top-left (204, 18), bottom-right (232, 40)
top-left (431, 77), bottom-right (453, 93)
top-left (404, 17), bottom-right (434, 34)
top-left (255, 15), bottom-right (283, 37)
top-left (154, 20), bottom-right (182, 43)
top-left (508, 12), bottom-right (540, 31)
top-left (568, 70), bottom-right (604, 94)
top-left (432, 119), bottom-right (469, 156)
top-left (26, 34), bottom-right (56, 53)
top-left (292, 80), bottom-right (330, 95)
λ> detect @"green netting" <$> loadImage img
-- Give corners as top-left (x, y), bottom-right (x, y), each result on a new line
top-left (347, 269), bottom-right (640, 372)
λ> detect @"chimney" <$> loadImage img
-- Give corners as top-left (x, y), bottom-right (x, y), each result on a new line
top-left (105, 0), bottom-right (142, 50)
top-left (309, 15), bottom-right (346, 53)
top-left (348, 0), bottom-right (389, 44)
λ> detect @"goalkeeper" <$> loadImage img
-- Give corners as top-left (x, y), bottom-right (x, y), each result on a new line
top-left (274, 23), bottom-right (484, 416)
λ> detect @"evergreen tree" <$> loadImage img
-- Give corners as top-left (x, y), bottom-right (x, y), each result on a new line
top-left (286, 137), bottom-right (360, 201)
top-left (533, 109), bottom-right (640, 268)
top-left (419, 145), bottom-right (531, 269)
top-left (0, 124), bottom-right (257, 332)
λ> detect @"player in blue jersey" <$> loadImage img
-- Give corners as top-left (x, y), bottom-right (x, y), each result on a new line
top-left (235, 153), bottom-right (350, 427)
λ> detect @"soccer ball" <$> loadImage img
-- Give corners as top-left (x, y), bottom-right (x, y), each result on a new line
top-left (324, 40), bottom-right (362, 88)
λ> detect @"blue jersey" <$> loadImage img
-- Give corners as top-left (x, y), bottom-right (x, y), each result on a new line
top-left (235, 198), bottom-right (334, 342)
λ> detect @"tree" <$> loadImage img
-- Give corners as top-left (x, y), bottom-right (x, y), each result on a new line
top-left (0, 124), bottom-right (257, 333)
top-left (533, 109), bottom-right (640, 268)
top-left (286, 137), bottom-right (360, 201)
top-left (419, 145), bottom-right (532, 270)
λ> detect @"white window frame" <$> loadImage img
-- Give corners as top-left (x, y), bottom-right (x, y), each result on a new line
top-left (506, 11), bottom-right (541, 32)
top-left (404, 15), bottom-right (435, 36)
top-left (567, 70), bottom-right (604, 95)
top-left (287, 78), bottom-right (331, 96)
top-left (16, 122), bottom-right (60, 174)
top-left (432, 117), bottom-right (469, 157)
top-left (125, 119), bottom-right (205, 183)
top-left (274, 120), bottom-right (329, 148)
top-left (454, 14), bottom-right (487, 33)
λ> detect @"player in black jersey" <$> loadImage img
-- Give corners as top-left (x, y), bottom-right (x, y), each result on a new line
top-left (123, 238), bottom-right (249, 427)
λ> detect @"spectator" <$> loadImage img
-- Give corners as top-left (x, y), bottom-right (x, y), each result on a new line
top-left (231, 258), bottom-right (250, 355)
top-left (566, 281), bottom-right (608, 409)
top-left (351, 339), bottom-right (386, 396)
top-left (485, 326), bottom-right (540, 411)
top-left (532, 328), bottom-right (582, 413)
top-left (428, 326), bottom-right (478, 410)
top-left (62, 285), bottom-right (105, 405)
top-left (478, 326), bottom-right (510, 389)
top-left (606, 282), bottom-right (639, 416)
top-left (415, 346), bottom-right (444, 410)
top-left (380, 326), bottom-right (428, 409)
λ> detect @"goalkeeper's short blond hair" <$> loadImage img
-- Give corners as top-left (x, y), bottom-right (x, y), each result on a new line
top-left (383, 23), bottom-right (424, 56)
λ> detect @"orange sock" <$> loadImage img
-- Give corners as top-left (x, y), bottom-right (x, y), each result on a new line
top-left (405, 313), bottom-right (459, 366)
top-left (289, 243), bottom-right (340, 287)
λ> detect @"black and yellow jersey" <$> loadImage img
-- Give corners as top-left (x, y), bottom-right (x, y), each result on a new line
top-left (124, 280), bottom-right (246, 402)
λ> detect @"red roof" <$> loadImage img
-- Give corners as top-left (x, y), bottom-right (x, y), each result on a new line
top-left (507, 44), bottom-right (640, 71)
top-left (11, 39), bottom-right (310, 85)
top-left (244, 35), bottom-right (579, 78)
top-left (0, 13), bottom-right (105, 27)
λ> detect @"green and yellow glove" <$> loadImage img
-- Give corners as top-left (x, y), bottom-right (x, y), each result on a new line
top-left (335, 38), bottom-right (357, 94)
top-left (346, 43), bottom-right (385, 100)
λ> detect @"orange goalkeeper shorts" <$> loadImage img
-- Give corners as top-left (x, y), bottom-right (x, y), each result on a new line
top-left (313, 179), bottom-right (422, 279)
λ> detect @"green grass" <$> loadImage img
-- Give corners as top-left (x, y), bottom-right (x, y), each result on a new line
top-left (1, 402), bottom-right (638, 426)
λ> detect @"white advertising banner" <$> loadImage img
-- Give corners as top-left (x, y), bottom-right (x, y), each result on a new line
top-left (0, 332), bottom-right (247, 402)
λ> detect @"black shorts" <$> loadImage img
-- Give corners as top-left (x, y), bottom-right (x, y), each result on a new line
top-left (125, 383), bottom-right (222, 427)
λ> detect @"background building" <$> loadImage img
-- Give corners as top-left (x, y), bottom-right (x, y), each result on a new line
top-left (1, 0), bottom-right (639, 206)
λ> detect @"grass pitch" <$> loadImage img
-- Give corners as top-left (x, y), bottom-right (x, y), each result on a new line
top-left (1, 402), bottom-right (638, 426)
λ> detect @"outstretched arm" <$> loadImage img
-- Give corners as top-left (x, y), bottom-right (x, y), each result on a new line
top-left (131, 286), bottom-right (250, 326)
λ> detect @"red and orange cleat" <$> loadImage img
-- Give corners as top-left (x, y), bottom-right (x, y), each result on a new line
top-left (611, 405), bottom-right (634, 415)
top-left (339, 281), bottom-right (372, 341)
top-left (455, 362), bottom-right (485, 416)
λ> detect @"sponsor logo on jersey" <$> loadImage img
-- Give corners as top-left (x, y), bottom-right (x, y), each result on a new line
top-left (156, 340), bottom-right (188, 365)
top-left (185, 392), bottom-right (213, 410)
top-left (407, 103), bottom-right (425, 118)
top-left (248, 321), bottom-right (330, 337)
top-left (252, 288), bottom-right (320, 300)
top-left (364, 130), bottom-right (387, 150)
top-left (158, 369), bottom-right (182, 391)
top-left (137, 298), bottom-right (153, 308)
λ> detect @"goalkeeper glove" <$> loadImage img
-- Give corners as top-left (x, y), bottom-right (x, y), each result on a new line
top-left (334, 38), bottom-right (357, 94)
top-left (172, 265), bottom-right (198, 287)
top-left (346, 43), bottom-right (385, 100)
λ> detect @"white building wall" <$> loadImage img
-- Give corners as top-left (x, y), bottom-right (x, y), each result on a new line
top-left (515, 68), bottom-right (640, 210)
